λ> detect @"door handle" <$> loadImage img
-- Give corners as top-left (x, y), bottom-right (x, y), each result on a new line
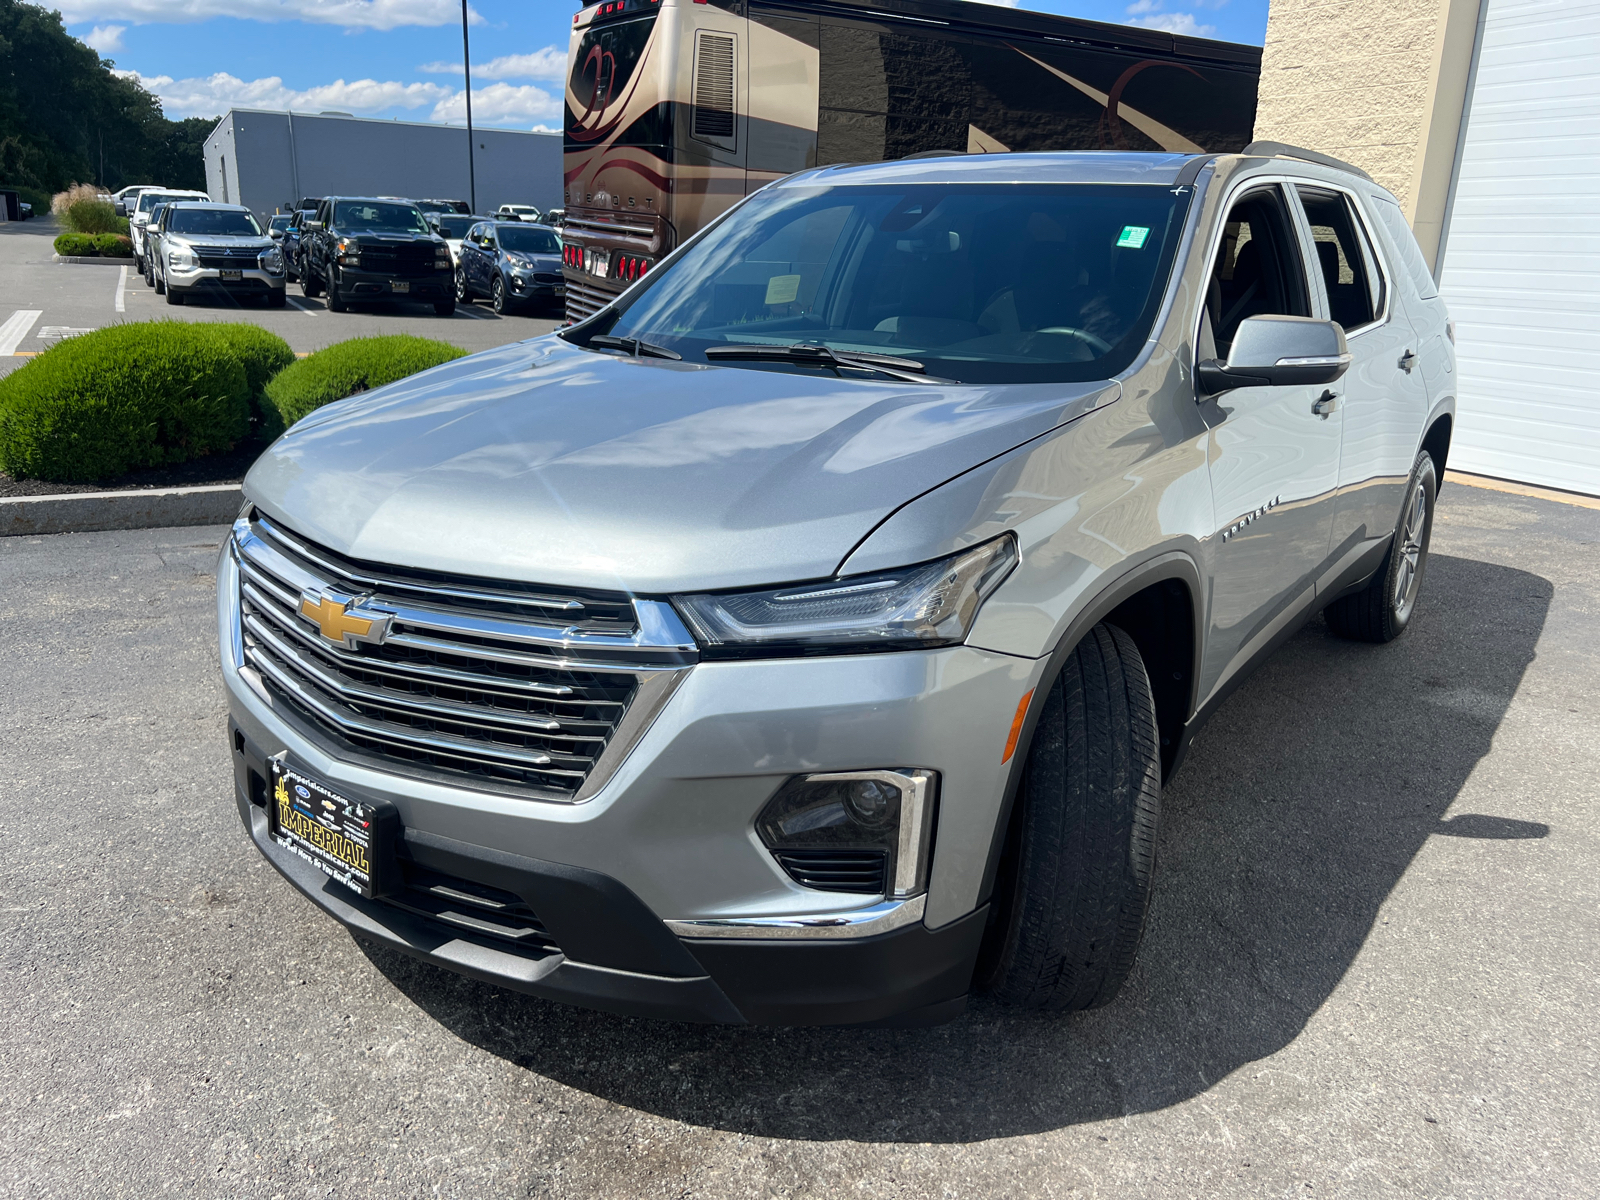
top-left (1399, 349), bottom-right (1417, 373)
top-left (1312, 390), bottom-right (1339, 418)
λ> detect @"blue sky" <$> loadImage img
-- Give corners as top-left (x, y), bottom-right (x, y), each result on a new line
top-left (59, 0), bottom-right (1267, 129)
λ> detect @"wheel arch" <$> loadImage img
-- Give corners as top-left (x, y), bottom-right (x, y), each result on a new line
top-left (973, 549), bottom-right (1204, 909)
top-left (1421, 403), bottom-right (1454, 482)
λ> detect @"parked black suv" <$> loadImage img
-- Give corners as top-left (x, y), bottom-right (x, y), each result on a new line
top-left (299, 196), bottom-right (456, 315)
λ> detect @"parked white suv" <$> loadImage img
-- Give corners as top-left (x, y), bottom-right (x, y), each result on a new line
top-left (130, 189), bottom-right (208, 273)
top-left (494, 204), bottom-right (541, 222)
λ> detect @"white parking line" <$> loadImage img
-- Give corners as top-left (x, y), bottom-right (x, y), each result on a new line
top-left (285, 295), bottom-right (321, 317)
top-left (455, 305), bottom-right (496, 321)
top-left (0, 309), bottom-right (43, 356)
top-left (115, 266), bottom-right (126, 313)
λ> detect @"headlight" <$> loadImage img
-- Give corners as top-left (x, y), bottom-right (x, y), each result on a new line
top-left (168, 246), bottom-right (197, 269)
top-left (260, 247), bottom-right (284, 274)
top-left (436, 245), bottom-right (452, 268)
top-left (336, 238), bottom-right (360, 265)
top-left (672, 535), bottom-right (1017, 659)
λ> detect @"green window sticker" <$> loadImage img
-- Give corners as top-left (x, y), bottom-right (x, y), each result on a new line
top-left (1116, 225), bottom-right (1151, 249)
top-left (764, 274), bottom-right (801, 305)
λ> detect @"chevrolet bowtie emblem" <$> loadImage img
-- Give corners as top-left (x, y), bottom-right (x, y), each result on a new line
top-left (298, 590), bottom-right (393, 649)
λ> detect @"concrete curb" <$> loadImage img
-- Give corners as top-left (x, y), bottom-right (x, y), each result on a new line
top-left (52, 254), bottom-right (136, 266)
top-left (1, 483), bottom-right (242, 536)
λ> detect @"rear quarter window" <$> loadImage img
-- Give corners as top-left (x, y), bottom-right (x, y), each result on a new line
top-left (1367, 195), bottom-right (1439, 301)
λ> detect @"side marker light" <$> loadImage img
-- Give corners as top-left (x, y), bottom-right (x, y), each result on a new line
top-left (1002, 688), bottom-right (1035, 763)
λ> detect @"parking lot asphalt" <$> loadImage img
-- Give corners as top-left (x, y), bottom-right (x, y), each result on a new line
top-left (0, 218), bottom-right (560, 382)
top-left (2, 481), bottom-right (1595, 1199)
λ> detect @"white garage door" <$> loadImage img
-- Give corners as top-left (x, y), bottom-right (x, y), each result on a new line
top-left (1437, 0), bottom-right (1600, 496)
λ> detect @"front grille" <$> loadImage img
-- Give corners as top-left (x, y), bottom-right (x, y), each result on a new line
top-left (197, 249), bottom-right (262, 269)
top-left (358, 245), bottom-right (443, 277)
top-left (383, 861), bottom-right (559, 953)
top-left (563, 277), bottom-right (616, 322)
top-left (533, 272), bottom-right (563, 285)
top-left (232, 512), bottom-right (682, 800)
top-left (773, 849), bottom-right (888, 894)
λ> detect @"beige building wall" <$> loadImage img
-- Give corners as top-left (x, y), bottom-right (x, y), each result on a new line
top-left (1255, 0), bottom-right (1483, 269)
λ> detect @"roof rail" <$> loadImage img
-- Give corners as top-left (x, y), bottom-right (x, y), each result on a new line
top-left (1242, 141), bottom-right (1374, 183)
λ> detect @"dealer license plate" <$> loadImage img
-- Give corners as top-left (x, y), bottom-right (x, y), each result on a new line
top-left (390, 280), bottom-right (410, 293)
top-left (220, 269), bottom-right (242, 281)
top-left (554, 286), bottom-right (565, 296)
top-left (269, 761), bottom-right (398, 897)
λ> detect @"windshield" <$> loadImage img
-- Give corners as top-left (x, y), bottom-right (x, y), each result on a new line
top-left (269, 215), bottom-right (292, 231)
top-left (596, 183), bottom-right (1190, 384)
top-left (169, 209), bottom-right (262, 237)
top-left (499, 225), bottom-right (561, 254)
top-left (334, 201), bottom-right (429, 233)
top-left (137, 192), bottom-right (190, 214)
top-left (434, 215), bottom-right (478, 239)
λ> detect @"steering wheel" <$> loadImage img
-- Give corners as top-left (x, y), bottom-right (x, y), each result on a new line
top-left (1035, 326), bottom-right (1113, 355)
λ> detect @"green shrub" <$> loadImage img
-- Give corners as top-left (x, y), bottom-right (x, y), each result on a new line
top-left (264, 335), bottom-right (468, 427)
top-left (54, 232), bottom-right (98, 257)
top-left (0, 322), bottom-right (250, 482)
top-left (92, 233), bottom-right (133, 256)
top-left (64, 198), bottom-right (121, 234)
top-left (204, 324), bottom-right (296, 438)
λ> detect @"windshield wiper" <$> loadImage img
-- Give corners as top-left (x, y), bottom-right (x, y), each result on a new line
top-left (588, 334), bottom-right (682, 361)
top-left (703, 343), bottom-right (952, 384)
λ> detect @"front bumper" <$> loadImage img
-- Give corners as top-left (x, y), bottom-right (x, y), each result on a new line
top-left (219, 546), bottom-right (1039, 1024)
top-left (169, 265), bottom-right (284, 295)
top-left (335, 265), bottom-right (452, 300)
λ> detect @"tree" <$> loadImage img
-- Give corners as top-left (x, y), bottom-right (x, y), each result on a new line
top-left (0, 0), bottom-right (216, 195)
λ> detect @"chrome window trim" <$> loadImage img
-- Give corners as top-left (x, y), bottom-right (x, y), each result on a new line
top-left (667, 894), bottom-right (927, 940)
top-left (1286, 179), bottom-right (1394, 341)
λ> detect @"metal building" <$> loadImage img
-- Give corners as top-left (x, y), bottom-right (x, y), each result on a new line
top-left (203, 109), bottom-right (562, 222)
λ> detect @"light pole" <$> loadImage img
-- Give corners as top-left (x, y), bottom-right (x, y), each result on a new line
top-left (461, 0), bottom-right (476, 213)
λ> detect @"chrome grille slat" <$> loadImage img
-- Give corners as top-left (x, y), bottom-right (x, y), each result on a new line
top-left (241, 613), bottom-right (609, 742)
top-left (238, 578), bottom-right (620, 708)
top-left (231, 511), bottom-right (698, 799)
top-left (253, 514), bottom-right (600, 620)
top-left (245, 640), bottom-right (588, 778)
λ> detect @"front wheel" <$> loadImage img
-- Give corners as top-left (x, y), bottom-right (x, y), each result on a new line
top-left (300, 264), bottom-right (322, 299)
top-left (326, 270), bottom-right (347, 313)
top-left (1324, 450), bottom-right (1437, 643)
top-left (266, 289), bottom-right (286, 309)
top-left (165, 285), bottom-right (183, 306)
top-left (153, 269), bottom-right (165, 296)
top-left (977, 622), bottom-right (1162, 1012)
top-left (455, 269), bottom-right (472, 304)
top-left (491, 275), bottom-right (508, 315)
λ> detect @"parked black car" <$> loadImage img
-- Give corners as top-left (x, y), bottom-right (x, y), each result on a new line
top-left (300, 197), bottom-right (455, 315)
top-left (455, 220), bottom-right (564, 314)
top-left (279, 208), bottom-right (318, 281)
top-left (417, 198), bottom-right (472, 215)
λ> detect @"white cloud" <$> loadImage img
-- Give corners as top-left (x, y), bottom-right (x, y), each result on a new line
top-left (430, 82), bottom-right (562, 125)
top-left (83, 23), bottom-right (125, 52)
top-left (419, 46), bottom-right (566, 81)
top-left (1125, 0), bottom-right (1160, 11)
top-left (118, 68), bottom-right (561, 128)
top-left (58, 0), bottom-right (481, 32)
top-left (1126, 12), bottom-right (1217, 35)
top-left (118, 68), bottom-right (452, 118)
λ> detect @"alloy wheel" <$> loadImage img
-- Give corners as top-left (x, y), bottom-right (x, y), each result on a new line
top-left (1392, 475), bottom-right (1429, 621)
top-left (491, 277), bottom-right (506, 314)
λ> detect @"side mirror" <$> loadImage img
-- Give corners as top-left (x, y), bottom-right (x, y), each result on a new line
top-left (1198, 315), bottom-right (1350, 395)
top-left (269, 229), bottom-right (284, 240)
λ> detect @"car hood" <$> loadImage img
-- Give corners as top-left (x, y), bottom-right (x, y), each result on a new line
top-left (244, 337), bottom-right (1116, 593)
top-left (172, 236), bottom-right (273, 249)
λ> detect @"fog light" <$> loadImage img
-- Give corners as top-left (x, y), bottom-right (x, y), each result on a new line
top-left (756, 769), bottom-right (937, 897)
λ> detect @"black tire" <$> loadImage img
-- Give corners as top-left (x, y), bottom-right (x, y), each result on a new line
top-left (455, 269), bottom-right (472, 304)
top-left (978, 622), bottom-right (1162, 1012)
top-left (153, 269), bottom-right (165, 296)
top-left (491, 275), bottom-right (508, 315)
top-left (165, 285), bottom-right (183, 306)
top-left (326, 270), bottom-right (348, 313)
top-left (300, 264), bottom-right (322, 300)
top-left (1325, 450), bottom-right (1437, 643)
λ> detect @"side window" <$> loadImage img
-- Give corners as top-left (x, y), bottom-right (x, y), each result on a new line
top-left (1296, 187), bottom-right (1380, 331)
top-left (1368, 195), bottom-right (1439, 300)
top-left (1203, 186), bottom-right (1312, 359)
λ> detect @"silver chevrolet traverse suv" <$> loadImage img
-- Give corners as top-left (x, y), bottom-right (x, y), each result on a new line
top-left (219, 144), bottom-right (1454, 1026)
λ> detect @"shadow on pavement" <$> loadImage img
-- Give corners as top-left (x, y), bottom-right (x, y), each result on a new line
top-left (363, 551), bottom-right (1551, 1142)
